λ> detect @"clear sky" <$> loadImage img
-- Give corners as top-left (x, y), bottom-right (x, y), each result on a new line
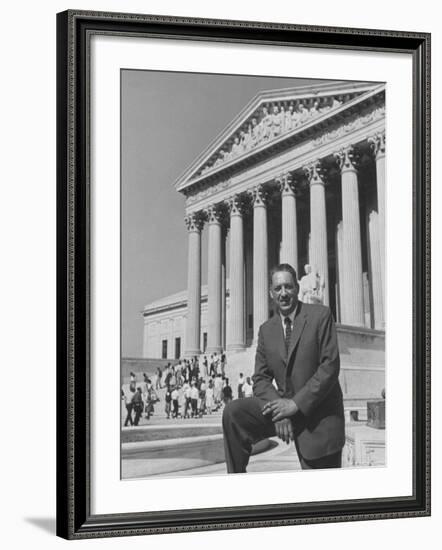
top-left (121, 69), bottom-right (331, 357)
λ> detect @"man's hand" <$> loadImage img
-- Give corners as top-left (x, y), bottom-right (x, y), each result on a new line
top-left (262, 398), bottom-right (298, 422)
top-left (273, 418), bottom-right (294, 444)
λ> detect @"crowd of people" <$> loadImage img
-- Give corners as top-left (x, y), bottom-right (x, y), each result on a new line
top-left (121, 352), bottom-right (253, 427)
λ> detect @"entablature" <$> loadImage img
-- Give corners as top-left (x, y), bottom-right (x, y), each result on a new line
top-left (184, 104), bottom-right (385, 216)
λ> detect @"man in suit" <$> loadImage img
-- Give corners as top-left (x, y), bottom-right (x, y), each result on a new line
top-left (222, 263), bottom-right (345, 473)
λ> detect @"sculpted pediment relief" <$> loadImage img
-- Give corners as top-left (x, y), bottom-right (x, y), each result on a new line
top-left (174, 82), bottom-right (385, 194)
top-left (198, 95), bottom-right (344, 176)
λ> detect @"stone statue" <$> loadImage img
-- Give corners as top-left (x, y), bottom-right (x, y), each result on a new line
top-left (279, 105), bottom-right (286, 133)
top-left (240, 129), bottom-right (250, 152)
top-left (299, 264), bottom-right (325, 304)
top-left (231, 135), bottom-right (242, 157)
top-left (270, 105), bottom-right (282, 137)
top-left (309, 100), bottom-right (320, 118)
top-left (297, 102), bottom-right (309, 124)
top-left (251, 117), bottom-right (260, 145)
top-left (285, 103), bottom-right (294, 131)
top-left (259, 106), bottom-right (272, 141)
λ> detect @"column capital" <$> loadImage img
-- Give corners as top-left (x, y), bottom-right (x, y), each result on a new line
top-left (304, 160), bottom-right (326, 186)
top-left (185, 212), bottom-right (204, 232)
top-left (276, 172), bottom-right (298, 196)
top-left (249, 184), bottom-right (269, 207)
top-left (368, 131), bottom-right (386, 160)
top-left (334, 145), bottom-right (358, 173)
top-left (205, 203), bottom-right (226, 224)
top-left (226, 194), bottom-right (246, 217)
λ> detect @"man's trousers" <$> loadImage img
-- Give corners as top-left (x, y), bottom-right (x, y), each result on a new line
top-left (222, 397), bottom-right (342, 473)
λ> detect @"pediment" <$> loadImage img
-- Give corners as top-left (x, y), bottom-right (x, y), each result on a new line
top-left (174, 81), bottom-right (384, 194)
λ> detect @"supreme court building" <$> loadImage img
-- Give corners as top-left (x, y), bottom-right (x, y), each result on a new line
top-left (142, 80), bottom-right (386, 362)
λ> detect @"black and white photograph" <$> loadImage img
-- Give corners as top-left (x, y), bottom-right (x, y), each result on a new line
top-left (121, 71), bottom-right (387, 480)
top-left (1, 0), bottom-right (438, 546)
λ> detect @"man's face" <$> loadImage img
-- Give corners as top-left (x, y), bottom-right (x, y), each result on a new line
top-left (270, 270), bottom-right (299, 316)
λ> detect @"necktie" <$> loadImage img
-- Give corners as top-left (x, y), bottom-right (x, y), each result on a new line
top-left (284, 316), bottom-right (292, 353)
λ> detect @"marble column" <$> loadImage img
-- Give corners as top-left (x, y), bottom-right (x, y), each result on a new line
top-left (226, 195), bottom-right (246, 350)
top-left (336, 220), bottom-right (344, 323)
top-left (250, 185), bottom-right (269, 341)
top-left (206, 204), bottom-right (224, 354)
top-left (221, 229), bottom-right (227, 350)
top-left (304, 161), bottom-right (329, 305)
top-left (369, 131), bottom-right (386, 314)
top-left (244, 217), bottom-right (254, 345)
top-left (335, 146), bottom-right (364, 326)
top-left (184, 212), bottom-right (204, 356)
top-left (368, 210), bottom-right (384, 329)
top-left (278, 173), bottom-right (298, 273)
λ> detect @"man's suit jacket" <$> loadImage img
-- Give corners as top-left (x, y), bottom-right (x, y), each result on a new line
top-left (252, 302), bottom-right (345, 461)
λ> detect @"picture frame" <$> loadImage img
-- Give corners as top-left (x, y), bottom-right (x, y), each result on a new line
top-left (56, 9), bottom-right (430, 539)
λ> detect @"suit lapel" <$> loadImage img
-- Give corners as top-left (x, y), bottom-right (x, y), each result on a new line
top-left (287, 303), bottom-right (307, 361)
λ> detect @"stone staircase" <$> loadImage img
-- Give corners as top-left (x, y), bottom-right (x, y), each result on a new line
top-left (123, 325), bottom-right (384, 422)
top-left (224, 346), bottom-right (256, 388)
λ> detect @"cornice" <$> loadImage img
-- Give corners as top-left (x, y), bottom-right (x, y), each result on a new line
top-left (144, 290), bottom-right (231, 317)
top-left (143, 297), bottom-right (206, 317)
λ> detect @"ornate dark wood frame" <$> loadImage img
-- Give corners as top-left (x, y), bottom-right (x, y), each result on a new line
top-left (56, 10), bottom-right (431, 540)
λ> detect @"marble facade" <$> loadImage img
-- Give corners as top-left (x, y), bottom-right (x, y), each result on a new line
top-left (143, 81), bottom-right (385, 359)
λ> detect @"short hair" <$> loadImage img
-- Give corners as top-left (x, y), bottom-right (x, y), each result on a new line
top-left (269, 263), bottom-right (299, 286)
